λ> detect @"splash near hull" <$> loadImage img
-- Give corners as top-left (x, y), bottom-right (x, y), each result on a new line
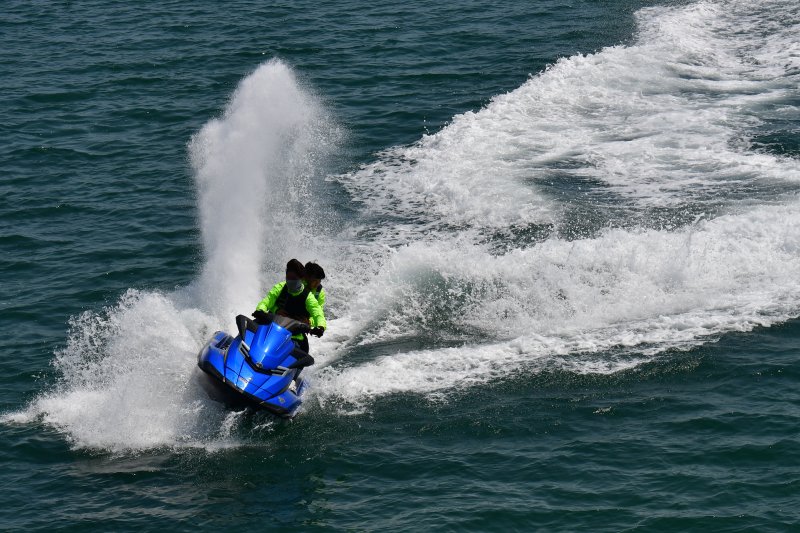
top-left (196, 314), bottom-right (313, 418)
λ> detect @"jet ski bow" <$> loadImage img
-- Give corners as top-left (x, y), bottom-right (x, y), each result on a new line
top-left (196, 313), bottom-right (313, 418)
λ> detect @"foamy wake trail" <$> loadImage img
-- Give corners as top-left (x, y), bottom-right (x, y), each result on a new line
top-left (310, 199), bottom-right (800, 406)
top-left (310, 0), bottom-right (800, 407)
top-left (337, 0), bottom-right (799, 249)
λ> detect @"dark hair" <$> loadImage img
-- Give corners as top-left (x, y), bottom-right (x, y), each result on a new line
top-left (304, 262), bottom-right (325, 280)
top-left (286, 259), bottom-right (305, 276)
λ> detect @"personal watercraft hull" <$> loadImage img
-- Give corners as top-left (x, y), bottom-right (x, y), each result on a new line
top-left (194, 361), bottom-right (308, 415)
top-left (196, 315), bottom-right (313, 418)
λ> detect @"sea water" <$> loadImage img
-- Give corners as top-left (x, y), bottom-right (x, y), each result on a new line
top-left (1, 0), bottom-right (798, 530)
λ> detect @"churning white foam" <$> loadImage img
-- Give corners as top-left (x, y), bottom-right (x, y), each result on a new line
top-left (310, 0), bottom-right (800, 406)
top-left (309, 198), bottom-right (800, 406)
top-left (337, 0), bottom-right (799, 248)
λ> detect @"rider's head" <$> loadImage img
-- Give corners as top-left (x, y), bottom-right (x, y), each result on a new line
top-left (303, 262), bottom-right (325, 290)
top-left (285, 259), bottom-right (305, 291)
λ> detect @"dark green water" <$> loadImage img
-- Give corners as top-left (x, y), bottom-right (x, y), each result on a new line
top-left (2, 0), bottom-right (799, 531)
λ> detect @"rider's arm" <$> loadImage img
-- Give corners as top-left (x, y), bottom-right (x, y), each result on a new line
top-left (315, 287), bottom-right (326, 309)
top-left (305, 292), bottom-right (327, 330)
top-left (255, 282), bottom-right (285, 313)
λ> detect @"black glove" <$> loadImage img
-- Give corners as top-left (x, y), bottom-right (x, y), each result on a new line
top-left (252, 310), bottom-right (271, 324)
top-left (310, 327), bottom-right (325, 338)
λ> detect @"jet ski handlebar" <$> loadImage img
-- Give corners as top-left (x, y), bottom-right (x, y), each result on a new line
top-left (243, 312), bottom-right (312, 336)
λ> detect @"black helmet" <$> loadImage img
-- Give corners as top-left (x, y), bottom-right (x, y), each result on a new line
top-left (304, 262), bottom-right (325, 280)
top-left (286, 259), bottom-right (305, 277)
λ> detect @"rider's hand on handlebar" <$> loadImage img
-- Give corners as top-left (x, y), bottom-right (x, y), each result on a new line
top-left (310, 327), bottom-right (325, 338)
top-left (252, 310), bottom-right (270, 324)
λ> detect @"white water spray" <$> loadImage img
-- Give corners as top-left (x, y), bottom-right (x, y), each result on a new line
top-left (191, 60), bottom-right (333, 320)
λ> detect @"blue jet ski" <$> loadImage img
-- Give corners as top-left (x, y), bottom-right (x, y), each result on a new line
top-left (196, 313), bottom-right (314, 418)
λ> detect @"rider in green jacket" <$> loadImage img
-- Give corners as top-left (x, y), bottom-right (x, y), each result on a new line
top-left (253, 259), bottom-right (326, 354)
top-left (304, 262), bottom-right (326, 309)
